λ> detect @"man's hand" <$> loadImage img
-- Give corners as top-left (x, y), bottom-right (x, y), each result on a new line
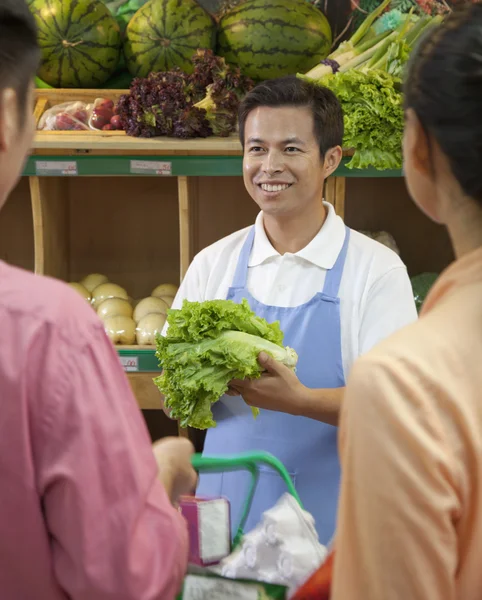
top-left (227, 352), bottom-right (308, 416)
top-left (152, 437), bottom-right (198, 506)
top-left (227, 353), bottom-right (344, 425)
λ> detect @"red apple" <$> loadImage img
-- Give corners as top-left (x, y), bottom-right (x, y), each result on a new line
top-left (102, 124), bottom-right (114, 131)
top-left (96, 98), bottom-right (114, 111)
top-left (110, 115), bottom-right (122, 130)
top-left (91, 114), bottom-right (109, 130)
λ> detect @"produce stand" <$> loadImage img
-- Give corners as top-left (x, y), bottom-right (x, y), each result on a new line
top-left (0, 88), bottom-right (454, 440)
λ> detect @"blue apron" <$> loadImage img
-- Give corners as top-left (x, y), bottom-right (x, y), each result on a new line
top-left (197, 225), bottom-right (350, 545)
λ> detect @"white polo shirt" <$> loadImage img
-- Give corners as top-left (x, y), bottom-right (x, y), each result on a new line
top-left (169, 202), bottom-right (418, 379)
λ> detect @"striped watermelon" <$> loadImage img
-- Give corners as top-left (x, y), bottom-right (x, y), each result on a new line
top-left (124, 0), bottom-right (216, 77)
top-left (29, 0), bottom-right (121, 88)
top-left (217, 0), bottom-right (332, 81)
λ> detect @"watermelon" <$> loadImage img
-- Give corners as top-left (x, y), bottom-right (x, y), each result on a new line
top-left (124, 0), bottom-right (216, 77)
top-left (29, 0), bottom-right (122, 88)
top-left (217, 0), bottom-right (332, 81)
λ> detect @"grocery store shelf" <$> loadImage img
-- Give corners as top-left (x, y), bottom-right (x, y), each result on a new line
top-left (31, 89), bottom-right (403, 178)
top-left (24, 154), bottom-right (402, 178)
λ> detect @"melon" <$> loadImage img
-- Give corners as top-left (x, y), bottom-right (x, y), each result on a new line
top-left (217, 0), bottom-right (332, 81)
top-left (124, 0), bottom-right (216, 77)
top-left (29, 0), bottom-right (121, 88)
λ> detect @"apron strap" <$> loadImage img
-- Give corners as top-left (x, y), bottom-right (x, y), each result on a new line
top-left (322, 226), bottom-right (351, 298)
top-left (231, 226), bottom-right (256, 289)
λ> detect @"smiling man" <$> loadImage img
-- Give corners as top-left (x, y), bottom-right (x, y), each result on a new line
top-left (166, 75), bottom-right (417, 543)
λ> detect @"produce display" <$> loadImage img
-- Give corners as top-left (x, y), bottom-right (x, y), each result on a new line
top-left (69, 274), bottom-right (178, 345)
top-left (411, 272), bottom-right (438, 313)
top-left (38, 98), bottom-right (121, 131)
top-left (217, 0), bottom-right (332, 81)
top-left (300, 0), bottom-right (443, 169)
top-left (29, 0), bottom-right (122, 88)
top-left (31, 0), bottom-right (450, 166)
top-left (116, 49), bottom-right (253, 137)
top-left (155, 298), bottom-right (298, 429)
top-left (124, 0), bottom-right (216, 77)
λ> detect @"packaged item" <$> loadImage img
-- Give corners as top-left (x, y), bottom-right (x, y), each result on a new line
top-left (38, 98), bottom-right (122, 131)
top-left (38, 101), bottom-right (90, 131)
top-left (179, 496), bottom-right (231, 567)
top-left (177, 570), bottom-right (287, 600)
top-left (217, 494), bottom-right (327, 598)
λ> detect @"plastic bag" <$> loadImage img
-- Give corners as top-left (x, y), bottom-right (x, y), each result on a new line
top-left (38, 98), bottom-right (121, 132)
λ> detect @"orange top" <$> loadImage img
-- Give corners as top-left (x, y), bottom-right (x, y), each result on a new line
top-left (332, 246), bottom-right (482, 600)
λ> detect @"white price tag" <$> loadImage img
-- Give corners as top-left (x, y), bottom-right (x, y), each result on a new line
top-left (183, 575), bottom-right (258, 600)
top-left (119, 356), bottom-right (139, 372)
top-left (35, 160), bottom-right (78, 176)
top-left (130, 160), bottom-right (172, 176)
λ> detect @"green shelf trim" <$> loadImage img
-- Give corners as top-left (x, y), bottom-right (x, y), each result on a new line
top-left (24, 155), bottom-right (403, 178)
top-left (117, 348), bottom-right (161, 372)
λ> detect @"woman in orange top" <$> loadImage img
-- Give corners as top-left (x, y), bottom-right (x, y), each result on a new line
top-left (294, 4), bottom-right (482, 599)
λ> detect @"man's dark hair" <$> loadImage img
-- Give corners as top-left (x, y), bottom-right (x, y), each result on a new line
top-left (0, 0), bottom-right (40, 126)
top-left (238, 75), bottom-right (344, 159)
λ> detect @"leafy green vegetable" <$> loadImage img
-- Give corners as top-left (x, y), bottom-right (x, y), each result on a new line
top-left (411, 272), bottom-right (438, 313)
top-left (154, 299), bottom-right (298, 430)
top-left (319, 69), bottom-right (404, 170)
top-left (165, 298), bottom-right (284, 344)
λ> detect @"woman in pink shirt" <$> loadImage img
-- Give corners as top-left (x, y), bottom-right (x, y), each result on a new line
top-left (0, 1), bottom-right (196, 598)
top-left (330, 5), bottom-right (482, 600)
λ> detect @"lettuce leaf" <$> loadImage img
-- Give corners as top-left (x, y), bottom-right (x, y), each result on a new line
top-left (319, 69), bottom-right (404, 171)
top-left (166, 298), bottom-right (284, 345)
top-left (154, 300), bottom-right (297, 430)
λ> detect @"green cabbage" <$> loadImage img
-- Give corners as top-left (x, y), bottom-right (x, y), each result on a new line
top-left (154, 299), bottom-right (298, 430)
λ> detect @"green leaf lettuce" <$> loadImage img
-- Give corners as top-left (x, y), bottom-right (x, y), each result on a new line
top-left (154, 299), bottom-right (298, 430)
top-left (319, 69), bottom-right (404, 171)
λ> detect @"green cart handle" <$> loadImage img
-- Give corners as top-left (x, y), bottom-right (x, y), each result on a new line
top-left (191, 451), bottom-right (303, 548)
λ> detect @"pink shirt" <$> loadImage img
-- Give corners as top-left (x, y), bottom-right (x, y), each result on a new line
top-left (332, 247), bottom-right (482, 600)
top-left (0, 261), bottom-right (188, 599)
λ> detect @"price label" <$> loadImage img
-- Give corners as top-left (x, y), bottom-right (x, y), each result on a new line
top-left (130, 160), bottom-right (172, 176)
top-left (119, 356), bottom-right (139, 372)
top-left (35, 160), bottom-right (78, 176)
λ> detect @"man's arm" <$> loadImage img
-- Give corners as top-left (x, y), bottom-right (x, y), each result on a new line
top-left (32, 308), bottom-right (189, 600)
top-left (331, 355), bottom-right (460, 600)
top-left (230, 265), bottom-right (417, 426)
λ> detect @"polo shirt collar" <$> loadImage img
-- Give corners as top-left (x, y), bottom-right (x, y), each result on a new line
top-left (248, 202), bottom-right (346, 270)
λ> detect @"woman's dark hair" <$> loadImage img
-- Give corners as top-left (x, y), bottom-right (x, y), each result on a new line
top-left (404, 4), bottom-right (482, 203)
top-left (0, 0), bottom-right (40, 126)
top-left (238, 75), bottom-right (344, 159)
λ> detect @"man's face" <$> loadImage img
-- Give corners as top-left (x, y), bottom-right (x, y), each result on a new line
top-left (0, 82), bottom-right (35, 210)
top-left (243, 105), bottom-right (328, 219)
